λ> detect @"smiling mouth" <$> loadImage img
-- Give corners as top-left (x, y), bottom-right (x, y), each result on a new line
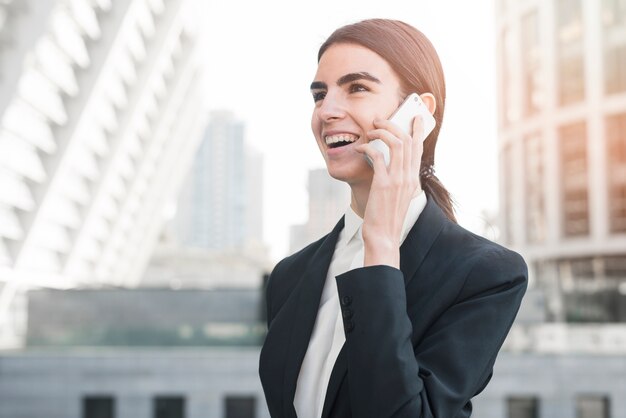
top-left (325, 134), bottom-right (359, 149)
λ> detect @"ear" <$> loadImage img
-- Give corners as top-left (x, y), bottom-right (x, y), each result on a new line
top-left (419, 93), bottom-right (437, 115)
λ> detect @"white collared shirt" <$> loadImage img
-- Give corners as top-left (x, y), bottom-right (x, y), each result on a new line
top-left (294, 191), bottom-right (428, 418)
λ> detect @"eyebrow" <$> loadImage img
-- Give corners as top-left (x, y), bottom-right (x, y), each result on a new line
top-left (310, 72), bottom-right (382, 90)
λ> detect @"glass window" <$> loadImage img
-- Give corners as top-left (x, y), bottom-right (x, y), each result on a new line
top-left (602, 0), bottom-right (626, 27)
top-left (83, 396), bottom-right (115, 418)
top-left (556, 0), bottom-right (585, 105)
top-left (602, 0), bottom-right (626, 94)
top-left (507, 396), bottom-right (539, 418)
top-left (154, 396), bottom-right (185, 418)
top-left (524, 133), bottom-right (546, 243)
top-left (501, 28), bottom-right (519, 125)
top-left (605, 255), bottom-right (626, 278)
top-left (570, 257), bottom-right (596, 279)
top-left (559, 122), bottom-right (589, 237)
top-left (522, 11), bottom-right (543, 116)
top-left (605, 44), bottom-right (626, 94)
top-left (560, 257), bottom-right (626, 322)
top-left (606, 113), bottom-right (626, 233)
top-left (576, 395), bottom-right (610, 418)
top-left (503, 143), bottom-right (516, 244)
top-left (224, 396), bottom-right (256, 418)
top-left (564, 288), bottom-right (618, 322)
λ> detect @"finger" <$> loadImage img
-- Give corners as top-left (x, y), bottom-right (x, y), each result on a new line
top-left (373, 119), bottom-right (412, 142)
top-left (375, 118), bottom-right (414, 177)
top-left (355, 143), bottom-right (388, 174)
top-left (411, 115), bottom-right (425, 178)
top-left (366, 128), bottom-right (403, 172)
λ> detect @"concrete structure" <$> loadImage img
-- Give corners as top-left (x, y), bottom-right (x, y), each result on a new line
top-left (142, 245), bottom-right (271, 289)
top-left (25, 288), bottom-right (266, 347)
top-left (0, 348), bottom-right (270, 418)
top-left (0, 0), bottom-right (205, 348)
top-left (497, 0), bottom-right (626, 322)
top-left (0, 287), bottom-right (270, 418)
top-left (473, 351), bottom-right (626, 418)
top-left (289, 168), bottom-right (350, 254)
top-left (473, 323), bottom-right (626, 417)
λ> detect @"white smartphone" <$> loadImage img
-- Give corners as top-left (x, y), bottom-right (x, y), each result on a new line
top-left (365, 93), bottom-right (436, 168)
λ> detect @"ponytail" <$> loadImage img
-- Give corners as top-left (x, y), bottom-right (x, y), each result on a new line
top-left (420, 166), bottom-right (457, 223)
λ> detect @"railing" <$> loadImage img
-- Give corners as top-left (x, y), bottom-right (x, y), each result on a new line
top-left (503, 323), bottom-right (626, 353)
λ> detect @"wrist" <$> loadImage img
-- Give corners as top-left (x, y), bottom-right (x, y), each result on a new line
top-left (363, 238), bottom-right (400, 268)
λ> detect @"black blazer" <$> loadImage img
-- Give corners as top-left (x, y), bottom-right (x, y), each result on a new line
top-left (259, 197), bottom-right (528, 418)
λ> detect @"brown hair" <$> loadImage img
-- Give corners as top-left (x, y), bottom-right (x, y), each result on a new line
top-left (318, 19), bottom-right (457, 223)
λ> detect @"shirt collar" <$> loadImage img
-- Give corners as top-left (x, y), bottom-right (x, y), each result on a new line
top-left (338, 190), bottom-right (428, 247)
top-left (340, 202), bottom-right (363, 247)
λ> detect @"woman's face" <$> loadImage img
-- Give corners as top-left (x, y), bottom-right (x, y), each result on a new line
top-left (311, 43), bottom-right (404, 184)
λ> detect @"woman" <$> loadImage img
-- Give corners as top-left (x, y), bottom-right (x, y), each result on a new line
top-left (259, 19), bottom-right (527, 418)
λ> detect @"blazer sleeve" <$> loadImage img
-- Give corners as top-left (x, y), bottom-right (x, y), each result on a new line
top-left (334, 247), bottom-right (528, 418)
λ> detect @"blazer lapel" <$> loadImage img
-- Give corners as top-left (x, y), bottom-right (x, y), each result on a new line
top-left (281, 216), bottom-right (345, 417)
top-left (399, 196), bottom-right (448, 286)
top-left (320, 196), bottom-right (447, 417)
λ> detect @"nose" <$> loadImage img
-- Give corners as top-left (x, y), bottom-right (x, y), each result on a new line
top-left (317, 92), bottom-right (346, 122)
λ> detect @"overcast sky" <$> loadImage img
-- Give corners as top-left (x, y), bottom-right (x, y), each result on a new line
top-left (200, 0), bottom-right (500, 262)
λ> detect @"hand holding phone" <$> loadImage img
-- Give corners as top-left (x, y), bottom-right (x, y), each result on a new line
top-left (365, 93), bottom-right (436, 168)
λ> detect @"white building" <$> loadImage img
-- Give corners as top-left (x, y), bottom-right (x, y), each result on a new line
top-left (475, 1), bottom-right (626, 417)
top-left (497, 0), bottom-right (626, 322)
top-left (0, 0), bottom-right (206, 348)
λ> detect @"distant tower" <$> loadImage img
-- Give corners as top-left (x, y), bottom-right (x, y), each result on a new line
top-left (497, 0), bottom-right (626, 322)
top-left (290, 169), bottom-right (350, 254)
top-left (174, 110), bottom-right (264, 251)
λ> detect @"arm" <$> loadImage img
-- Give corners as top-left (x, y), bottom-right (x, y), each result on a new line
top-left (335, 248), bottom-right (528, 418)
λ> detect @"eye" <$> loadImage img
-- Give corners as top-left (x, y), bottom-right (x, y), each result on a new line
top-left (349, 83), bottom-right (369, 93)
top-left (312, 91), bottom-right (326, 102)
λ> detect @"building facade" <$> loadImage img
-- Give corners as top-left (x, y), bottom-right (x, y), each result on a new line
top-left (486, 1), bottom-right (626, 417)
top-left (498, 0), bottom-right (626, 322)
top-left (0, 0), bottom-right (206, 347)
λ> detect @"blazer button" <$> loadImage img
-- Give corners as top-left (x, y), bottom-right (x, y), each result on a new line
top-left (340, 295), bottom-right (352, 307)
top-left (344, 320), bottom-right (355, 333)
top-left (342, 308), bottom-right (353, 320)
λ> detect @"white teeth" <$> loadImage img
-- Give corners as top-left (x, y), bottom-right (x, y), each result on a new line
top-left (324, 134), bottom-right (358, 145)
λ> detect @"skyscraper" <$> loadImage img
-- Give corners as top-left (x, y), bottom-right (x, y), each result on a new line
top-left (0, 0), bottom-right (205, 347)
top-left (173, 110), bottom-right (265, 252)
